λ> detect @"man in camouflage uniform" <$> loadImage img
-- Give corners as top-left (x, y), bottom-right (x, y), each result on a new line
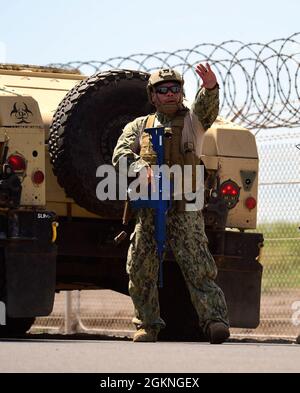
top-left (112, 64), bottom-right (230, 343)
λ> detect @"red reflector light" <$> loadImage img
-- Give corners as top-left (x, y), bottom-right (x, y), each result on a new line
top-left (32, 170), bottom-right (45, 185)
top-left (245, 197), bottom-right (257, 210)
top-left (220, 182), bottom-right (239, 196)
top-left (8, 154), bottom-right (26, 171)
top-left (220, 180), bottom-right (240, 209)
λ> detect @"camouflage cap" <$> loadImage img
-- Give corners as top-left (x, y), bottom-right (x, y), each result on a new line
top-left (148, 68), bottom-right (184, 89)
top-left (147, 68), bottom-right (184, 104)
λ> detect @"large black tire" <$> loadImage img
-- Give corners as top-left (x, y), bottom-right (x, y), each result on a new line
top-left (49, 69), bottom-right (153, 218)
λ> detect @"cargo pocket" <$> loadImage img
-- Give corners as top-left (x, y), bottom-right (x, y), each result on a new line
top-left (201, 243), bottom-right (218, 280)
top-left (126, 229), bottom-right (137, 275)
top-left (129, 229), bottom-right (136, 242)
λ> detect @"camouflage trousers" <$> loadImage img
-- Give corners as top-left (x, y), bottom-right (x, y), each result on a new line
top-left (127, 208), bottom-right (229, 333)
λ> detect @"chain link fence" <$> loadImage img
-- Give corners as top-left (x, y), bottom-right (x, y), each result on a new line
top-left (233, 129), bottom-right (300, 338)
top-left (32, 34), bottom-right (300, 339)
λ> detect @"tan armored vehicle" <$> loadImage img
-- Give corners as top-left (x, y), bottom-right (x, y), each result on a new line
top-left (0, 64), bottom-right (263, 339)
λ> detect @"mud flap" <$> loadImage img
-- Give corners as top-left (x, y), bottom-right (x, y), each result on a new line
top-left (216, 261), bottom-right (263, 328)
top-left (206, 229), bottom-right (263, 328)
top-left (3, 210), bottom-right (57, 318)
top-left (5, 241), bottom-right (57, 317)
top-left (5, 242), bottom-right (57, 318)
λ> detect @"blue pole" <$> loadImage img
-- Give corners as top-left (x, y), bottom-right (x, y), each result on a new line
top-left (130, 127), bottom-right (172, 288)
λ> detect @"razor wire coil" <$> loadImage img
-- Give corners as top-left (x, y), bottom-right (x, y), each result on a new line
top-left (49, 33), bottom-right (300, 130)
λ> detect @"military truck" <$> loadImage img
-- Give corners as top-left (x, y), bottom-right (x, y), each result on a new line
top-left (0, 64), bottom-right (263, 339)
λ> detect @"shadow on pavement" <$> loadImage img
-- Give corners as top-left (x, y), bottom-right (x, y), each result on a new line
top-left (0, 333), bottom-right (298, 345)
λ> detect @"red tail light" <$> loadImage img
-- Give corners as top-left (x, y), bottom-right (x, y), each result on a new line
top-left (7, 154), bottom-right (26, 172)
top-left (220, 180), bottom-right (240, 209)
top-left (221, 183), bottom-right (239, 196)
top-left (245, 197), bottom-right (257, 210)
top-left (32, 170), bottom-right (45, 185)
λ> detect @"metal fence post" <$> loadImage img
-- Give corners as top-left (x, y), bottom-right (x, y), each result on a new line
top-left (64, 291), bottom-right (73, 334)
top-left (0, 301), bottom-right (6, 326)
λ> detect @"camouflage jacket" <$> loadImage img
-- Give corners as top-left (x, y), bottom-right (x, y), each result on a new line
top-left (112, 86), bottom-right (219, 173)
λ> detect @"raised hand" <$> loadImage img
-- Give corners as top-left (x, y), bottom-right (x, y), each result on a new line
top-left (195, 63), bottom-right (218, 90)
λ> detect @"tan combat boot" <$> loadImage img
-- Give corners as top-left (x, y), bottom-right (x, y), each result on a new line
top-left (133, 327), bottom-right (159, 343)
top-left (207, 322), bottom-right (230, 344)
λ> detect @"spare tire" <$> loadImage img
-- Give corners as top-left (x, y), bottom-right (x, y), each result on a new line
top-left (49, 69), bottom-right (153, 218)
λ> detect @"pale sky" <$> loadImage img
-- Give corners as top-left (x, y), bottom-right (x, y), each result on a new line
top-left (1, 0), bottom-right (300, 65)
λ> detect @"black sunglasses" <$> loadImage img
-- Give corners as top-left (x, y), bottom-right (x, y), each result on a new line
top-left (155, 85), bottom-right (181, 94)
